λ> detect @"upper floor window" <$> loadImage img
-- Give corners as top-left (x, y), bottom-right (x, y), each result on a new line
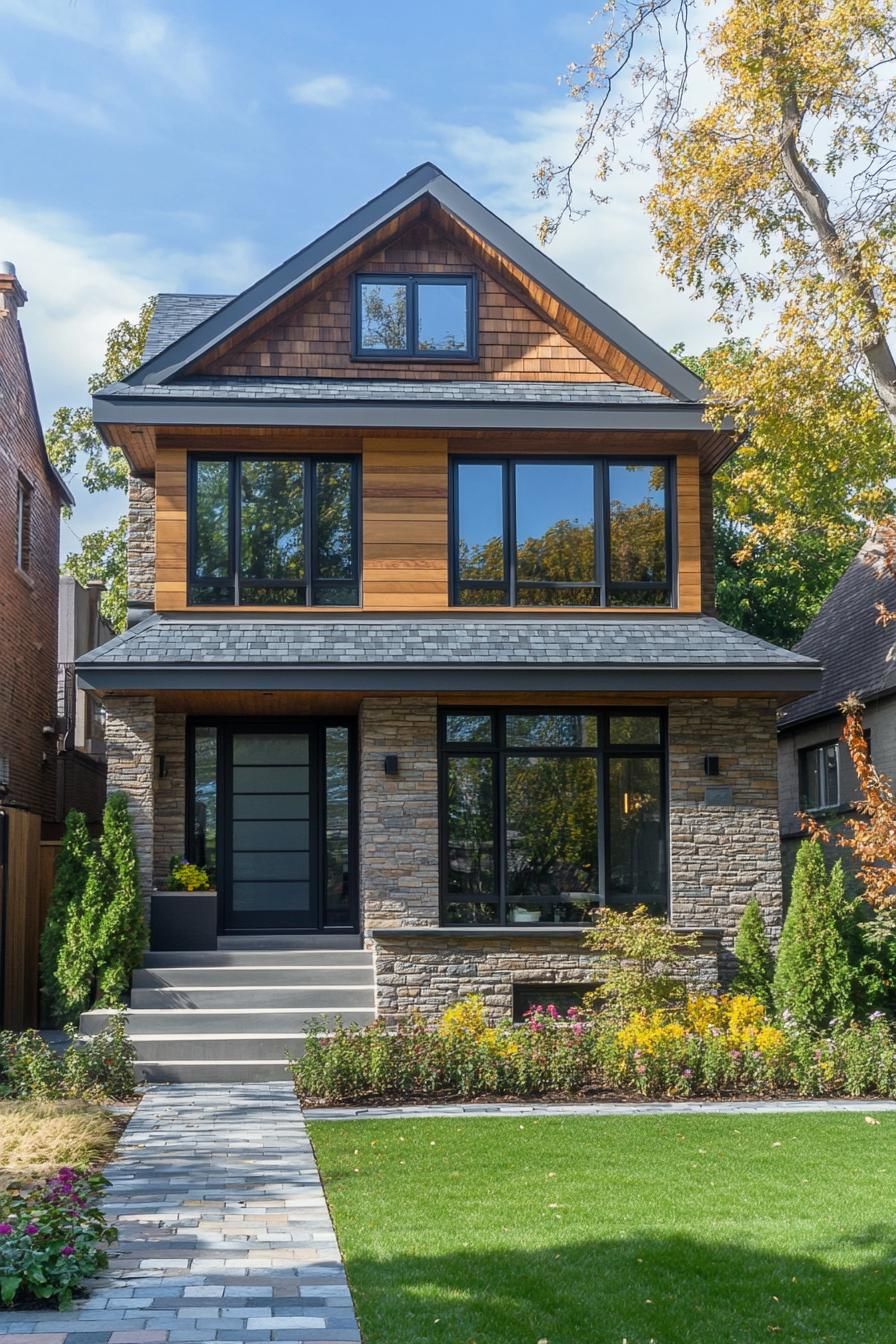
top-left (353, 274), bottom-right (477, 360)
top-left (15, 474), bottom-right (32, 573)
top-left (799, 741), bottom-right (840, 811)
top-left (451, 458), bottom-right (672, 607)
top-left (188, 454), bottom-right (359, 606)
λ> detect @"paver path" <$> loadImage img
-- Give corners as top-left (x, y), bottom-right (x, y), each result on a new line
top-left (0, 1083), bottom-right (360, 1343)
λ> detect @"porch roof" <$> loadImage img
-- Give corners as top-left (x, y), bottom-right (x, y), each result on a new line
top-left (76, 612), bottom-right (821, 695)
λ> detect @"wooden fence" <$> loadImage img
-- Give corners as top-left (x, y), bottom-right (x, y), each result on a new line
top-left (0, 808), bottom-right (58, 1028)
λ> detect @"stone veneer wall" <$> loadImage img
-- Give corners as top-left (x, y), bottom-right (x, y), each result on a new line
top-left (668, 696), bottom-right (783, 980)
top-left (154, 713), bottom-right (186, 888)
top-left (359, 696), bottom-right (440, 930)
top-left (373, 934), bottom-right (721, 1023)
top-left (127, 476), bottom-right (155, 604)
top-left (104, 695), bottom-right (155, 915)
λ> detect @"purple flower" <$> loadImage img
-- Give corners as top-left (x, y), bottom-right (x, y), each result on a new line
top-left (730, 1049), bottom-right (743, 1060)
top-left (24, 1223), bottom-right (38, 1236)
top-left (682, 1068), bottom-right (693, 1078)
top-left (0, 1223), bottom-right (11, 1236)
top-left (60, 1245), bottom-right (74, 1257)
top-left (57, 1167), bottom-right (76, 1179)
top-left (870, 1011), bottom-right (886, 1022)
top-left (636, 1064), bottom-right (647, 1075)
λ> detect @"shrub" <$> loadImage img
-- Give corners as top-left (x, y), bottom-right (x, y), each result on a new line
top-left (92, 793), bottom-right (147, 1005)
top-left (773, 842), bottom-right (858, 1028)
top-left (731, 898), bottom-right (774, 1007)
top-left (0, 1167), bottom-right (117, 1310)
top-left (584, 904), bottom-right (700, 1017)
top-left (166, 858), bottom-right (211, 892)
top-left (39, 811), bottom-right (93, 1027)
top-left (0, 1016), bottom-right (134, 1103)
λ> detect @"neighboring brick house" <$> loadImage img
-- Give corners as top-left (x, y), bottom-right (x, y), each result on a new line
top-left (0, 262), bottom-right (74, 819)
top-left (778, 532), bottom-right (896, 889)
top-left (55, 576), bottom-right (115, 828)
top-left (75, 165), bottom-right (821, 1079)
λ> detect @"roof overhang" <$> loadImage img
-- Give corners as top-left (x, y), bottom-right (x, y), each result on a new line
top-left (78, 660), bottom-right (821, 696)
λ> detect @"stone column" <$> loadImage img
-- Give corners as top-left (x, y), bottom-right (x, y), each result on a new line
top-left (668, 695), bottom-right (784, 980)
top-left (154, 713), bottom-right (186, 888)
top-left (127, 476), bottom-right (155, 606)
top-left (359, 696), bottom-right (440, 936)
top-left (105, 695), bottom-right (155, 914)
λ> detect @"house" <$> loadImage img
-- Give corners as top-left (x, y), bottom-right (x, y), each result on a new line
top-left (0, 261), bottom-right (74, 818)
top-left (778, 533), bottom-right (896, 886)
top-left (56, 575), bottom-right (115, 828)
top-left (75, 164), bottom-right (820, 1078)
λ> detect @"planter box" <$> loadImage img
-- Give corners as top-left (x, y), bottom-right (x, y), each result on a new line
top-left (151, 890), bottom-right (218, 951)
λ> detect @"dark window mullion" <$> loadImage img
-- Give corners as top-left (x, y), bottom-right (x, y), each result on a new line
top-left (232, 456), bottom-right (241, 606)
top-left (597, 461), bottom-right (608, 606)
top-left (305, 456), bottom-right (314, 607)
top-left (506, 461), bottom-right (516, 607)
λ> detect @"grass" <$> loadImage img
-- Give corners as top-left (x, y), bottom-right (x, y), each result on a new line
top-left (309, 1113), bottom-right (896, 1344)
top-left (0, 1100), bottom-right (123, 1191)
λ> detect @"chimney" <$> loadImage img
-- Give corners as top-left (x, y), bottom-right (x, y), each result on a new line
top-left (0, 261), bottom-right (26, 315)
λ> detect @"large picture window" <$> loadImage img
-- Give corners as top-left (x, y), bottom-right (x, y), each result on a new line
top-left (188, 455), bottom-right (359, 606)
top-left (451, 457), bottom-right (673, 607)
top-left (353, 274), bottom-right (477, 359)
top-left (440, 709), bottom-right (667, 925)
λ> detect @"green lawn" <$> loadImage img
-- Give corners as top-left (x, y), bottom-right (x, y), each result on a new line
top-left (308, 1113), bottom-right (896, 1344)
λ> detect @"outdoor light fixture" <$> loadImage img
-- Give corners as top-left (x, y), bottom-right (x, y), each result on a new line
top-left (158, 754), bottom-right (168, 779)
top-left (704, 754), bottom-right (720, 777)
top-left (384, 754), bottom-right (399, 776)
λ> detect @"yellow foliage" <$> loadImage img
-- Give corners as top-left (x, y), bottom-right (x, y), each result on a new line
top-left (438, 994), bottom-right (489, 1039)
top-left (617, 993), bottom-right (783, 1056)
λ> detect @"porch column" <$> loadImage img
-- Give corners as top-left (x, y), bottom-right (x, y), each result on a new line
top-left (154, 713), bottom-right (186, 889)
top-left (668, 695), bottom-right (784, 980)
top-left (104, 695), bottom-right (155, 915)
top-left (359, 696), bottom-right (440, 936)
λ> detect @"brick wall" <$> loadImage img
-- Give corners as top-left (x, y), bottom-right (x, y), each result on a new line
top-left (127, 476), bottom-right (155, 604)
top-left (104, 696), bottom-right (155, 912)
top-left (359, 697), bottom-right (440, 931)
top-left (0, 272), bottom-right (64, 819)
top-left (204, 219), bottom-right (611, 383)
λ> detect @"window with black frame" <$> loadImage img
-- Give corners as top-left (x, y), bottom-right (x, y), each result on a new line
top-left (188, 455), bottom-right (359, 606)
top-left (353, 274), bottom-right (477, 359)
top-left (440, 710), bottom-right (667, 925)
top-left (799, 741), bottom-right (840, 811)
top-left (451, 458), bottom-right (672, 607)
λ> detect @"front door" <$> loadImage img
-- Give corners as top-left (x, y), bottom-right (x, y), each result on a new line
top-left (189, 719), bottom-right (356, 934)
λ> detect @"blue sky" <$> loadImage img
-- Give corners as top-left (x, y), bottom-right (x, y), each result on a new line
top-left (0, 0), bottom-right (722, 558)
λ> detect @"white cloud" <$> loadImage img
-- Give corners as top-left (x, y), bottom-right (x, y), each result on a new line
top-left (0, 58), bottom-right (111, 131)
top-left (0, 0), bottom-right (212, 99)
top-left (288, 74), bottom-right (389, 108)
top-left (0, 199), bottom-right (262, 544)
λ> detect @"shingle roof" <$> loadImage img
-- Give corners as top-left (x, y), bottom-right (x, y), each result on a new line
top-left (77, 612), bottom-right (819, 695)
top-left (779, 535), bottom-right (896, 729)
top-left (143, 295), bottom-right (233, 362)
top-left (100, 376), bottom-right (670, 406)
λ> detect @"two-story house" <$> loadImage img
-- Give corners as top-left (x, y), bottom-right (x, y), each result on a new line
top-left (76, 165), bottom-right (820, 1080)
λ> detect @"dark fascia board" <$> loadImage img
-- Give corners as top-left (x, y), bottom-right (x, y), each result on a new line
top-left (778, 683), bottom-right (896, 735)
top-left (93, 393), bottom-right (718, 436)
top-left (77, 662), bottom-right (821, 695)
top-left (123, 162), bottom-right (704, 403)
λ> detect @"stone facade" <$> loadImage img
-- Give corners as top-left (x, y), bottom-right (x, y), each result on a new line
top-left (104, 695), bottom-right (155, 913)
top-left (154, 713), bottom-right (186, 888)
top-left (669, 696), bottom-right (784, 980)
top-left (127, 475), bottom-right (155, 605)
top-left (372, 931), bottom-right (721, 1023)
top-left (359, 696), bottom-right (439, 930)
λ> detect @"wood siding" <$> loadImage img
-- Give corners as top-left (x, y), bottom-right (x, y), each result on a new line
top-left (201, 219), bottom-right (618, 383)
top-left (152, 434), bottom-right (707, 614)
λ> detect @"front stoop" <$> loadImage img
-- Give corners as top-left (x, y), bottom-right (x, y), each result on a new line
top-left (79, 942), bottom-right (375, 1083)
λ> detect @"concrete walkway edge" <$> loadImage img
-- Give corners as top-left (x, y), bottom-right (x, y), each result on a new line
top-left (306, 1097), bottom-right (896, 1120)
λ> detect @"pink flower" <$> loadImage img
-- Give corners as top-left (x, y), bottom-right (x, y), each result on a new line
top-left (24, 1223), bottom-right (38, 1236)
top-left (636, 1065), bottom-right (647, 1074)
top-left (682, 1069), bottom-right (693, 1078)
top-left (61, 1245), bottom-right (74, 1257)
top-left (572, 1023), bottom-right (584, 1038)
top-left (567, 1006), bottom-right (580, 1019)
top-left (547, 1004), bottom-right (559, 1020)
top-left (0, 1223), bottom-right (11, 1236)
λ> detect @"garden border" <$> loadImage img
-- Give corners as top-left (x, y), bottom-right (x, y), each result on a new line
top-left (305, 1098), bottom-right (896, 1119)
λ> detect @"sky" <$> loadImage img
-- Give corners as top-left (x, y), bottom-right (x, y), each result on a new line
top-left (0, 0), bottom-right (725, 559)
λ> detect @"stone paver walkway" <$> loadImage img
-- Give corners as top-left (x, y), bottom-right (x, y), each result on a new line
top-left (0, 1084), bottom-right (359, 1343)
top-left (307, 1097), bottom-right (896, 1119)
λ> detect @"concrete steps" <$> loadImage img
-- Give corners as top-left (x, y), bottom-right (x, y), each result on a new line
top-left (78, 946), bottom-right (375, 1083)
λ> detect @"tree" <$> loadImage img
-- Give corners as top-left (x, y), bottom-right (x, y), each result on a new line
top-left (730, 898), bottom-right (774, 1007)
top-left (92, 792), bottom-right (147, 1004)
top-left (39, 809), bottom-right (93, 1025)
top-left (772, 841), bottom-right (858, 1027)
top-left (585, 903), bottom-right (699, 1017)
top-left (539, 1), bottom-right (896, 499)
top-left (47, 299), bottom-right (155, 630)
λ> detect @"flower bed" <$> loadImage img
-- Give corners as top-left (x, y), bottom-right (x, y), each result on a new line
top-left (0, 1015), bottom-right (136, 1103)
top-left (291, 993), bottom-right (896, 1105)
top-left (0, 1167), bottom-right (116, 1310)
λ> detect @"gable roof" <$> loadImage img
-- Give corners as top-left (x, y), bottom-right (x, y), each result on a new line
top-left (779, 533), bottom-right (896, 730)
top-left (142, 294), bottom-right (232, 361)
top-left (126, 163), bottom-right (704, 402)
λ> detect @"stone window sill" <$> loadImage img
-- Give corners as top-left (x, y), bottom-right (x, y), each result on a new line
top-left (370, 925), bottom-right (723, 941)
top-left (13, 565), bottom-right (33, 590)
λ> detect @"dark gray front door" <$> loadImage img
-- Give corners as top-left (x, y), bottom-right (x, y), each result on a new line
top-left (224, 730), bottom-right (314, 931)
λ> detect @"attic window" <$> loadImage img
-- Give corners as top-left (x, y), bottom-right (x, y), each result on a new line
top-left (353, 274), bottom-right (477, 360)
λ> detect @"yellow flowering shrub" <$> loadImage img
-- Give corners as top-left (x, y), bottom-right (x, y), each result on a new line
top-left (617, 993), bottom-right (784, 1056)
top-left (439, 994), bottom-right (489, 1039)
